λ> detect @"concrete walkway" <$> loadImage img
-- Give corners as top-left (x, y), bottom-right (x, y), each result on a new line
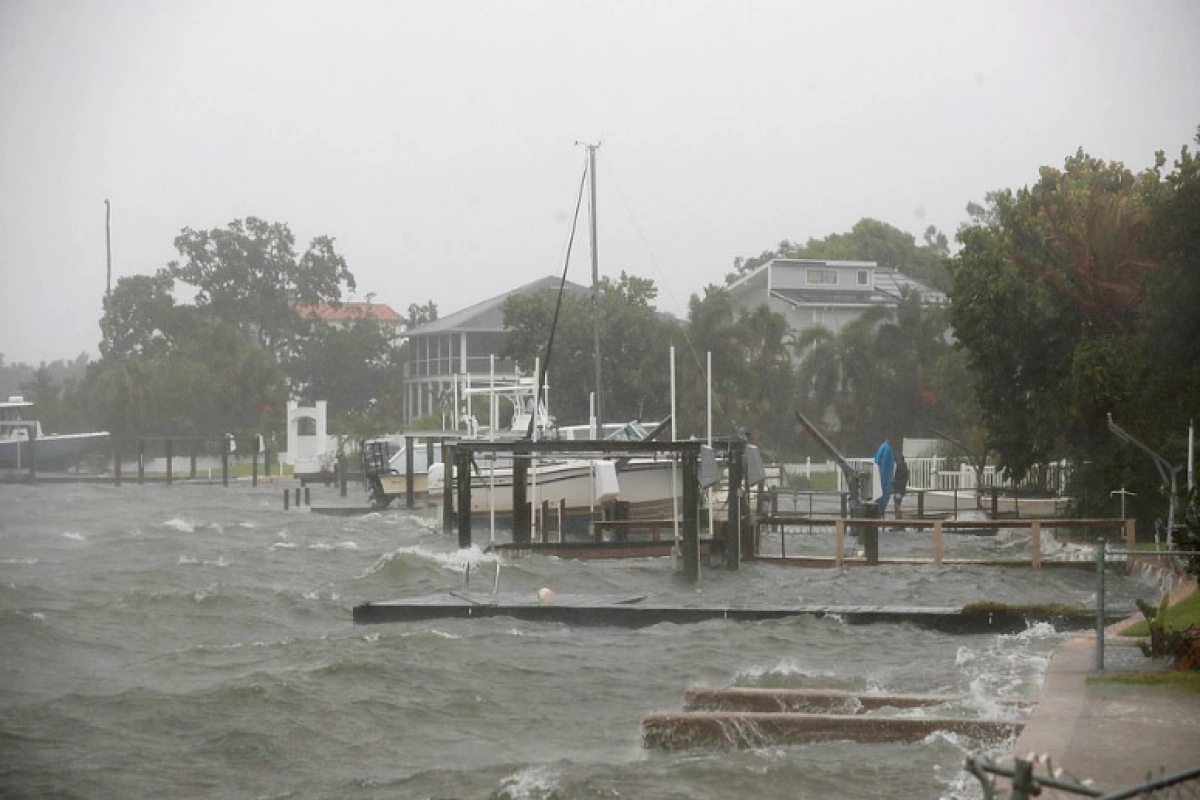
top-left (1012, 581), bottom-right (1200, 794)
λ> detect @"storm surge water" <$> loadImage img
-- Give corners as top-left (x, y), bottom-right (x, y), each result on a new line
top-left (1, 483), bottom-right (1153, 799)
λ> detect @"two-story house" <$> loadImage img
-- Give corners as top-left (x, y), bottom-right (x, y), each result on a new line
top-left (402, 275), bottom-right (590, 422)
top-left (725, 258), bottom-right (946, 336)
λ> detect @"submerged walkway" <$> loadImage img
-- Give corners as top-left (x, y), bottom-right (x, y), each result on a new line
top-left (1011, 580), bottom-right (1200, 793)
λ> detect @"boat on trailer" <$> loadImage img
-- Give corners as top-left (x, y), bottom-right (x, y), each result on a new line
top-left (0, 396), bottom-right (110, 471)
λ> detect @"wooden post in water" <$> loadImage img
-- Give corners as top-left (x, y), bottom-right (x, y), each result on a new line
top-left (990, 487), bottom-right (999, 518)
top-left (512, 444), bottom-right (530, 544)
top-left (835, 519), bottom-right (845, 567)
top-left (681, 446), bottom-right (700, 583)
top-left (455, 446), bottom-right (473, 549)
top-left (137, 438), bottom-right (145, 485)
top-left (338, 453), bottom-right (347, 497)
top-left (933, 519), bottom-right (943, 565)
top-left (114, 448), bottom-right (122, 486)
top-left (861, 504), bottom-right (880, 565)
top-left (1124, 517), bottom-right (1136, 549)
top-left (1030, 520), bottom-right (1042, 569)
top-left (27, 431), bottom-right (37, 480)
top-left (251, 436), bottom-right (259, 488)
top-left (405, 435), bottom-right (415, 509)
top-left (442, 443), bottom-right (456, 535)
top-left (189, 443), bottom-right (197, 479)
top-left (726, 442), bottom-right (743, 570)
top-left (165, 439), bottom-right (173, 485)
top-left (221, 435), bottom-right (230, 487)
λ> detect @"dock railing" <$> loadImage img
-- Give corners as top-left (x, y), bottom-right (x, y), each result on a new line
top-left (753, 512), bottom-right (1134, 568)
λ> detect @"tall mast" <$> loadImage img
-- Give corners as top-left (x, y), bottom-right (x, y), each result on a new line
top-left (104, 199), bottom-right (112, 299)
top-left (586, 143), bottom-right (602, 429)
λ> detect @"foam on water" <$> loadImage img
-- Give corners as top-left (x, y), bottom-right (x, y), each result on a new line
top-left (162, 517), bottom-right (196, 533)
top-left (497, 765), bottom-right (560, 800)
top-left (61, 531), bottom-right (86, 541)
top-left (359, 542), bottom-right (500, 577)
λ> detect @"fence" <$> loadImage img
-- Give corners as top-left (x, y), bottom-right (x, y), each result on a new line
top-left (780, 456), bottom-right (1071, 495)
top-left (967, 755), bottom-right (1200, 799)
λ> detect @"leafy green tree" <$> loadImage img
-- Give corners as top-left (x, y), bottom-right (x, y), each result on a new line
top-left (287, 317), bottom-right (403, 420)
top-left (945, 147), bottom-right (1172, 517)
top-left (168, 217), bottom-right (354, 354)
top-left (673, 287), bottom-right (797, 453)
top-left (407, 301), bottom-right (439, 329)
top-left (501, 272), bottom-right (678, 427)
top-left (100, 272), bottom-right (188, 358)
top-left (791, 288), bottom-right (959, 454)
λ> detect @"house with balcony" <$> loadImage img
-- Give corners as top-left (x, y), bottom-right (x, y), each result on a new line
top-left (402, 275), bottom-right (590, 422)
top-left (726, 258), bottom-right (946, 336)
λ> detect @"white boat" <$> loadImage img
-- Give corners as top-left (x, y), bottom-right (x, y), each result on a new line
top-left (365, 377), bottom-right (680, 524)
top-left (0, 396), bottom-right (110, 470)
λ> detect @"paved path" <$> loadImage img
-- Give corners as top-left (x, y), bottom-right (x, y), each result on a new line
top-left (1012, 580), bottom-right (1200, 795)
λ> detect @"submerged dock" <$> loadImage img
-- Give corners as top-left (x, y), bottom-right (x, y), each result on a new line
top-left (351, 591), bottom-right (1117, 633)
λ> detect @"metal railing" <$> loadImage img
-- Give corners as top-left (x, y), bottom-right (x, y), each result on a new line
top-left (968, 755), bottom-right (1200, 799)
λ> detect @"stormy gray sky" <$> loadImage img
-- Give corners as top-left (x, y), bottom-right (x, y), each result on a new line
top-left (1, 0), bottom-right (1198, 365)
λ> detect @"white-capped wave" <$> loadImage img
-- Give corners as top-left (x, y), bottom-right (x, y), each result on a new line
top-left (496, 765), bottom-right (559, 800)
top-left (177, 555), bottom-right (231, 567)
top-left (163, 517), bottom-right (195, 533)
top-left (308, 541), bottom-right (359, 551)
top-left (1, 557), bottom-right (38, 565)
top-left (359, 543), bottom-right (501, 577)
top-left (62, 531), bottom-right (86, 541)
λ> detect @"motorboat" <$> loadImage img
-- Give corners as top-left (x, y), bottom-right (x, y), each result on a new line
top-left (363, 378), bottom-right (680, 524)
top-left (0, 396), bottom-right (110, 470)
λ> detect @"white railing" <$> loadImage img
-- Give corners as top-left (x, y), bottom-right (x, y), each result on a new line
top-left (777, 456), bottom-right (1072, 496)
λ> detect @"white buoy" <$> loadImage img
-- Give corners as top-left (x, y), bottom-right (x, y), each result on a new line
top-left (537, 587), bottom-right (556, 605)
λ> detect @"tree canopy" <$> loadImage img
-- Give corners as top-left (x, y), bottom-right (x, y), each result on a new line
top-left (946, 131), bottom-right (1200, 523)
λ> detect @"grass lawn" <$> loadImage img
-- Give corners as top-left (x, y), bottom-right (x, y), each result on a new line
top-left (1119, 587), bottom-right (1200, 638)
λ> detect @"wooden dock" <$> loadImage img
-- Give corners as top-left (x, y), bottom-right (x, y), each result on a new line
top-left (351, 592), bottom-right (1117, 632)
top-left (642, 686), bottom-right (1025, 749)
top-left (641, 710), bottom-right (1022, 749)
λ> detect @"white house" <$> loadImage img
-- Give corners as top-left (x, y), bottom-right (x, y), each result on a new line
top-left (726, 258), bottom-right (946, 334)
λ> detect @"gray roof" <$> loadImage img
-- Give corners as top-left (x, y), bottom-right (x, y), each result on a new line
top-left (406, 275), bottom-right (591, 337)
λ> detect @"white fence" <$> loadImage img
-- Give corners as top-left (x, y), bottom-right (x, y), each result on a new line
top-left (779, 456), bottom-right (1072, 496)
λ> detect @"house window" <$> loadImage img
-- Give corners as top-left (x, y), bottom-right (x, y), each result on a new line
top-left (807, 268), bottom-right (837, 285)
top-left (857, 270), bottom-right (870, 286)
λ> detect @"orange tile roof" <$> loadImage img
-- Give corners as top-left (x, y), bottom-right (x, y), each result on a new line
top-left (295, 302), bottom-right (402, 323)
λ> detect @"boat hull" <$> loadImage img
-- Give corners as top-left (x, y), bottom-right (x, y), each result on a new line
top-left (0, 432), bottom-right (110, 471)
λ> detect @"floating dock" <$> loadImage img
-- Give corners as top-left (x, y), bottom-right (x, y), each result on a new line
top-left (351, 591), bottom-right (1117, 633)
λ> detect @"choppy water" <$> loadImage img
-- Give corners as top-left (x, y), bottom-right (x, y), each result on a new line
top-left (0, 482), bottom-right (1157, 799)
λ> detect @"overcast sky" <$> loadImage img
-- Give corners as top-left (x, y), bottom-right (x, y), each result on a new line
top-left (1, 0), bottom-right (1197, 365)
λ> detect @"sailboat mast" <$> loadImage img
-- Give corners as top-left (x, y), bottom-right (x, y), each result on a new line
top-left (587, 143), bottom-right (603, 430)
